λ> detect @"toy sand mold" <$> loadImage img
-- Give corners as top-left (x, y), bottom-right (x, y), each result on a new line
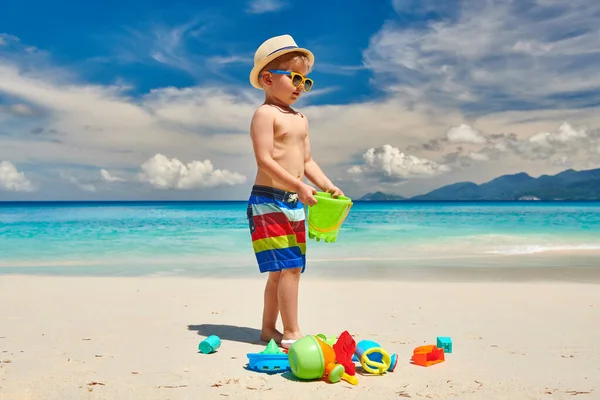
top-left (305, 192), bottom-right (353, 242)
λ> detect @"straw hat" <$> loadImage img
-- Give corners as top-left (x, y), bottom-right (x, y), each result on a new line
top-left (249, 34), bottom-right (314, 90)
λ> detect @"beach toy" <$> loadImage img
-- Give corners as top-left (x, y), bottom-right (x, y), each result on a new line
top-left (305, 192), bottom-right (352, 242)
top-left (437, 336), bottom-right (452, 353)
top-left (246, 339), bottom-right (291, 373)
top-left (199, 335), bottom-right (221, 354)
top-left (332, 330), bottom-right (356, 376)
top-left (288, 335), bottom-right (358, 385)
top-left (316, 333), bottom-right (337, 347)
top-left (411, 345), bottom-right (445, 367)
top-left (353, 340), bottom-right (398, 374)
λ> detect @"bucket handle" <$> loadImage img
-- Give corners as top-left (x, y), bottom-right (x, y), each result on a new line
top-left (305, 202), bottom-right (353, 233)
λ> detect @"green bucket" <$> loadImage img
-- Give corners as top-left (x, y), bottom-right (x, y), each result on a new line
top-left (306, 192), bottom-right (353, 243)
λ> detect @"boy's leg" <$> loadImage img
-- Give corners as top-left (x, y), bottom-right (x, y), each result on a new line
top-left (260, 271), bottom-right (283, 343)
top-left (279, 267), bottom-right (303, 342)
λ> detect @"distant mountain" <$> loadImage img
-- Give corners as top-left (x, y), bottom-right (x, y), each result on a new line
top-left (359, 168), bottom-right (600, 201)
top-left (359, 191), bottom-right (406, 201)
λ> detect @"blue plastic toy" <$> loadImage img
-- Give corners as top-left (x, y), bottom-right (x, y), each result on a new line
top-left (351, 339), bottom-right (398, 373)
top-left (246, 339), bottom-right (290, 373)
top-left (199, 335), bottom-right (221, 354)
top-left (436, 336), bottom-right (452, 353)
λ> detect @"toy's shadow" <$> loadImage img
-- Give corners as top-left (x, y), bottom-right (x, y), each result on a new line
top-left (280, 371), bottom-right (303, 382)
top-left (187, 324), bottom-right (263, 345)
top-left (242, 365), bottom-right (291, 376)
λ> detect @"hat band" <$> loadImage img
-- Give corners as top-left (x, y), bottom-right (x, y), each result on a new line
top-left (266, 45), bottom-right (299, 57)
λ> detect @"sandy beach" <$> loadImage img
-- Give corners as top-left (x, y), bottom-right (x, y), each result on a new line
top-left (0, 273), bottom-right (598, 399)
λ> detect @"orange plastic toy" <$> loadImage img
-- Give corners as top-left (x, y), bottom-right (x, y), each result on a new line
top-left (411, 345), bottom-right (445, 367)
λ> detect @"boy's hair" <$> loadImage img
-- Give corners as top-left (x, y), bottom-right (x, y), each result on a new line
top-left (261, 51), bottom-right (313, 76)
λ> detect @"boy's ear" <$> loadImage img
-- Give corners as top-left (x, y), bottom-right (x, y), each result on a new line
top-left (261, 71), bottom-right (273, 87)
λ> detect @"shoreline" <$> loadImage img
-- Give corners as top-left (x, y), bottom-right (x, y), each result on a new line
top-left (2, 266), bottom-right (600, 283)
top-left (1, 254), bottom-right (600, 283)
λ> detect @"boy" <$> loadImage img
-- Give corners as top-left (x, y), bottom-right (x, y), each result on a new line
top-left (247, 34), bottom-right (343, 348)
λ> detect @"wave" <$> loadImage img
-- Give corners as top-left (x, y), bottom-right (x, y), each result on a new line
top-left (486, 244), bottom-right (600, 255)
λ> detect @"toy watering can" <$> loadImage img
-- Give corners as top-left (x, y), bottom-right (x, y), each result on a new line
top-left (353, 340), bottom-right (398, 374)
top-left (287, 335), bottom-right (357, 385)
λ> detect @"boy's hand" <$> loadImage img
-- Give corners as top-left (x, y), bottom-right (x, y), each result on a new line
top-left (326, 185), bottom-right (344, 198)
top-left (298, 183), bottom-right (318, 206)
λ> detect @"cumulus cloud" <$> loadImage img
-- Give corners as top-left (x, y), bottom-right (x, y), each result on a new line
top-left (528, 122), bottom-right (587, 146)
top-left (0, 161), bottom-right (34, 192)
top-left (493, 122), bottom-right (593, 162)
top-left (348, 145), bottom-right (451, 181)
top-left (247, 0), bottom-right (286, 14)
top-left (408, 121), bottom-right (600, 172)
top-left (446, 124), bottom-right (486, 144)
top-left (139, 153), bottom-right (246, 190)
top-left (0, 57), bottom-right (259, 169)
top-left (3, 26), bottom-right (600, 200)
top-left (364, 0), bottom-right (600, 113)
top-left (100, 169), bottom-right (125, 182)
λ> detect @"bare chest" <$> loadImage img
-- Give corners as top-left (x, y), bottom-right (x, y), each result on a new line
top-left (273, 113), bottom-right (307, 144)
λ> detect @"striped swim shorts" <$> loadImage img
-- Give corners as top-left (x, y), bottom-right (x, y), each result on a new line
top-left (246, 185), bottom-right (306, 273)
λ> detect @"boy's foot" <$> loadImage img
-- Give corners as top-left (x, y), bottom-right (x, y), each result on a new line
top-left (260, 327), bottom-right (283, 344)
top-left (281, 331), bottom-right (303, 349)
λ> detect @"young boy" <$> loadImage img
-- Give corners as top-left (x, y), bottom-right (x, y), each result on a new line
top-left (247, 34), bottom-right (343, 348)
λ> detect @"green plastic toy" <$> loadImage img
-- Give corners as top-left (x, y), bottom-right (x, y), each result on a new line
top-left (316, 333), bottom-right (337, 347)
top-left (305, 192), bottom-right (353, 243)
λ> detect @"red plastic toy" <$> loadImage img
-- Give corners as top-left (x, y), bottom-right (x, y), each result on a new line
top-left (332, 330), bottom-right (356, 375)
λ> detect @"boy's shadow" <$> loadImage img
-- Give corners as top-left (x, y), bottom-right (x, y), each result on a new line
top-left (188, 324), bottom-right (263, 345)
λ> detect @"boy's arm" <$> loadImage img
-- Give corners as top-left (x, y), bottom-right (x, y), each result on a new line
top-left (304, 131), bottom-right (343, 196)
top-left (250, 107), bottom-right (304, 191)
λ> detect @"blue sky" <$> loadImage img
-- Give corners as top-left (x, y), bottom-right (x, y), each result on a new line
top-left (1, 0), bottom-right (600, 200)
top-left (1, 0), bottom-right (390, 105)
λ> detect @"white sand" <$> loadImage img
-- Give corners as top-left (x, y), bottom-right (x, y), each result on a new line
top-left (0, 274), bottom-right (598, 399)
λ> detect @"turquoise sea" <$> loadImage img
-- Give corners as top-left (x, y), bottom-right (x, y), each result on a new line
top-left (1, 201), bottom-right (600, 279)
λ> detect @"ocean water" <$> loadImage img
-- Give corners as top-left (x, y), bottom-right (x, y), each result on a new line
top-left (1, 201), bottom-right (599, 279)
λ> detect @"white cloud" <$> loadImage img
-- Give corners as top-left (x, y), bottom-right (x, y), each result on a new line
top-left (100, 169), bottom-right (125, 182)
top-left (446, 124), bottom-right (486, 144)
top-left (247, 0), bottom-right (286, 14)
top-left (139, 153), bottom-right (246, 190)
top-left (0, 34), bottom-right (19, 47)
top-left (553, 155), bottom-right (571, 167)
top-left (0, 59), bottom-right (259, 169)
top-left (60, 171), bottom-right (96, 192)
top-left (463, 122), bottom-right (598, 165)
top-left (2, 27), bottom-right (600, 201)
top-left (528, 122), bottom-right (587, 146)
top-left (0, 103), bottom-right (36, 116)
top-left (468, 152), bottom-right (489, 161)
top-left (106, 20), bottom-right (204, 75)
top-left (348, 145), bottom-right (451, 181)
top-left (363, 1), bottom-right (600, 112)
top-left (106, 19), bottom-right (251, 81)
top-left (0, 161), bottom-right (34, 192)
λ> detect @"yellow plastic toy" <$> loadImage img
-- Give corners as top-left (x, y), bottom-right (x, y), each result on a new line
top-left (354, 340), bottom-right (398, 374)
